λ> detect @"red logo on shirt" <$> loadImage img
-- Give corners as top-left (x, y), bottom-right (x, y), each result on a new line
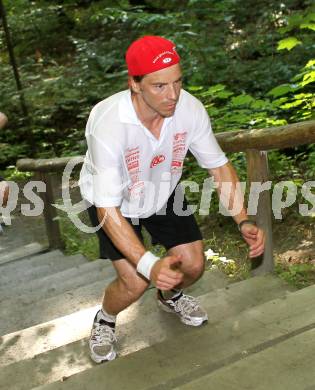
top-left (171, 132), bottom-right (187, 174)
top-left (150, 155), bottom-right (165, 168)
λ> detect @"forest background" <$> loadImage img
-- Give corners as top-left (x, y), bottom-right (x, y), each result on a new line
top-left (0, 0), bottom-right (314, 286)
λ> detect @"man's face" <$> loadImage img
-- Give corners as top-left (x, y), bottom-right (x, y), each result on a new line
top-left (133, 64), bottom-right (182, 118)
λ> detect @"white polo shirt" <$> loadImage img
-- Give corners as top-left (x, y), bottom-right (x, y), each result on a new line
top-left (79, 89), bottom-right (228, 218)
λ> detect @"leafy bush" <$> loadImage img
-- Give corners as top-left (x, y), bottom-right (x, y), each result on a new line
top-left (1, 0), bottom-right (314, 167)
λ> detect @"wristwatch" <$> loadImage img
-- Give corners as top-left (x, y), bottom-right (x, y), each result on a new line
top-left (238, 219), bottom-right (257, 232)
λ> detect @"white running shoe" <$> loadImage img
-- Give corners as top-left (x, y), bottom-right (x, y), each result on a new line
top-left (89, 310), bottom-right (117, 363)
top-left (157, 290), bottom-right (208, 327)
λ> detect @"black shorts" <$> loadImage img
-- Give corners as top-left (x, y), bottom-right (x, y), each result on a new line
top-left (87, 189), bottom-right (202, 261)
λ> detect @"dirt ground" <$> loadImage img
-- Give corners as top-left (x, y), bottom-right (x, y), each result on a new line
top-left (273, 214), bottom-right (315, 265)
top-left (199, 206), bottom-right (315, 286)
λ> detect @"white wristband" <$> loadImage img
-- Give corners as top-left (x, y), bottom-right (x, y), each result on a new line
top-left (137, 251), bottom-right (159, 280)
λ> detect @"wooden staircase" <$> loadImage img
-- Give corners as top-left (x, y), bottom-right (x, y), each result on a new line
top-left (1, 245), bottom-right (314, 390)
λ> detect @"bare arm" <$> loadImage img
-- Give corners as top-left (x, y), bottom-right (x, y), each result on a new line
top-left (208, 161), bottom-right (247, 225)
top-left (96, 206), bottom-right (146, 265)
top-left (208, 162), bottom-right (265, 257)
top-left (96, 206), bottom-right (183, 289)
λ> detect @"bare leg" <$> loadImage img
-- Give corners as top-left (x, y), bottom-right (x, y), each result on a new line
top-left (157, 240), bottom-right (208, 326)
top-left (102, 258), bottom-right (150, 315)
top-left (103, 240), bottom-right (204, 314)
top-left (167, 240), bottom-right (205, 290)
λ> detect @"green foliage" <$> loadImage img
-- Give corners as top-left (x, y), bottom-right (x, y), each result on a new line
top-left (1, 0), bottom-right (314, 168)
top-left (305, 150), bottom-right (315, 178)
top-left (203, 232), bottom-right (250, 281)
top-left (58, 212), bottom-right (100, 260)
top-left (0, 143), bottom-right (29, 166)
top-left (0, 166), bottom-right (33, 181)
top-left (268, 151), bottom-right (296, 180)
top-left (275, 262), bottom-right (315, 289)
top-left (274, 9), bottom-right (315, 122)
top-left (277, 37), bottom-right (302, 51)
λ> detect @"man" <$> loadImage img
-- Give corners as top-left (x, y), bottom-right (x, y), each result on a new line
top-left (0, 112), bottom-right (9, 234)
top-left (79, 36), bottom-right (265, 363)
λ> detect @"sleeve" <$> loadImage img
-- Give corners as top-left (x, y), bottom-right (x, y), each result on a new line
top-left (188, 104), bottom-right (229, 169)
top-left (86, 130), bottom-right (125, 208)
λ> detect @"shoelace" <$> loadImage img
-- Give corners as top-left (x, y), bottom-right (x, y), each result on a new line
top-left (170, 295), bottom-right (200, 315)
top-left (92, 323), bottom-right (117, 344)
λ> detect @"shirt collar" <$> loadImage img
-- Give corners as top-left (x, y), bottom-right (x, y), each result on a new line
top-left (119, 90), bottom-right (139, 125)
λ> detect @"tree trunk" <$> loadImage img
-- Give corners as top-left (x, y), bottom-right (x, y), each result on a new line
top-left (0, 0), bottom-right (28, 118)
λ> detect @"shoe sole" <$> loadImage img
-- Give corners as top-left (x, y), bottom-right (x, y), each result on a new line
top-left (157, 299), bottom-right (208, 327)
top-left (90, 349), bottom-right (117, 364)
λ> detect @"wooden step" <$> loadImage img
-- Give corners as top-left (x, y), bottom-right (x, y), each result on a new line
top-left (30, 284), bottom-right (315, 390)
top-left (0, 274), bottom-right (296, 390)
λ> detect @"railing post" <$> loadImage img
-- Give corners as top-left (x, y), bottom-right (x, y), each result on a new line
top-left (36, 171), bottom-right (64, 250)
top-left (246, 150), bottom-right (274, 275)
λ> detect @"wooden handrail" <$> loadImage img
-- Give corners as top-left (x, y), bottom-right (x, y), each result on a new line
top-left (17, 157), bottom-right (80, 173)
top-left (15, 119), bottom-right (315, 274)
top-left (17, 120), bottom-right (315, 172)
top-left (216, 120), bottom-right (315, 152)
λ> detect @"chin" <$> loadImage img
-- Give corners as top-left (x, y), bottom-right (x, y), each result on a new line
top-left (161, 108), bottom-right (176, 118)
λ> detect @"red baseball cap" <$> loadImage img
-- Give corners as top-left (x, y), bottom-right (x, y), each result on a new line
top-left (126, 36), bottom-right (180, 76)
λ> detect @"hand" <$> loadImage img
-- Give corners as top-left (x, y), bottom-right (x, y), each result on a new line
top-left (150, 255), bottom-right (184, 290)
top-left (240, 223), bottom-right (265, 258)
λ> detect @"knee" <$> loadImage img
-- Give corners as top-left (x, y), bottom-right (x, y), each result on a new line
top-left (185, 256), bottom-right (205, 281)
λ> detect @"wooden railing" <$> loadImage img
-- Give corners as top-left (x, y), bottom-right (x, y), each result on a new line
top-left (17, 120), bottom-right (315, 275)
